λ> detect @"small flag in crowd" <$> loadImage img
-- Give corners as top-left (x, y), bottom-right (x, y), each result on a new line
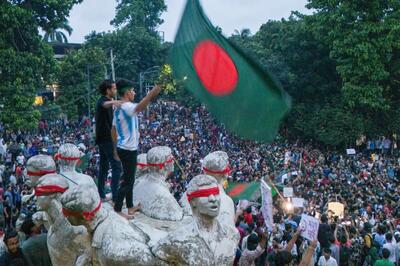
top-left (226, 181), bottom-right (280, 201)
top-left (76, 154), bottom-right (89, 173)
top-left (170, 0), bottom-right (291, 142)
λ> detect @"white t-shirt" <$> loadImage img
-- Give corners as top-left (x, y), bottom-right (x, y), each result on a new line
top-left (318, 256), bottom-right (337, 266)
top-left (383, 242), bottom-right (397, 263)
top-left (9, 174), bottom-right (17, 185)
top-left (113, 102), bottom-right (139, 151)
top-left (16, 155), bottom-right (25, 165)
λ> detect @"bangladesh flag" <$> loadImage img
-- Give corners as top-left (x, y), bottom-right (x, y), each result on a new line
top-left (226, 182), bottom-right (280, 201)
top-left (76, 154), bottom-right (89, 173)
top-left (170, 0), bottom-right (291, 141)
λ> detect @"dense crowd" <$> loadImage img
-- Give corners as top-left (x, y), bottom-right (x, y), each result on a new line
top-left (0, 100), bottom-right (399, 265)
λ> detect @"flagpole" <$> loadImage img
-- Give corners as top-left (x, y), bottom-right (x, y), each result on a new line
top-left (262, 175), bottom-right (285, 201)
top-left (173, 159), bottom-right (187, 180)
top-left (269, 180), bottom-right (285, 201)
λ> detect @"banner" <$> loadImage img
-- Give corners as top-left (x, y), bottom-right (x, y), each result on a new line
top-left (260, 180), bottom-right (273, 230)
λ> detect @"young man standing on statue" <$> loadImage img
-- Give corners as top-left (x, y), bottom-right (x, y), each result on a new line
top-left (112, 78), bottom-right (162, 219)
top-left (95, 79), bottom-right (123, 203)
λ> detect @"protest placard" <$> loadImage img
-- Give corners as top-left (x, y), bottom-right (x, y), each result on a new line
top-left (292, 197), bottom-right (305, 208)
top-left (328, 202), bottom-right (345, 218)
top-left (283, 187), bottom-right (293, 198)
top-left (346, 148), bottom-right (356, 155)
top-left (283, 187), bottom-right (294, 197)
top-left (299, 214), bottom-right (320, 241)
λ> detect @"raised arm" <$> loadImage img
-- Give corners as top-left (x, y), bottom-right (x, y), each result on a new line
top-left (284, 228), bottom-right (301, 253)
top-left (135, 85), bottom-right (162, 113)
top-left (102, 100), bottom-right (124, 109)
top-left (299, 240), bottom-right (318, 266)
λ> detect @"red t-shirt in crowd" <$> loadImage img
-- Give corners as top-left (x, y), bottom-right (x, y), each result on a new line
top-left (244, 212), bottom-right (253, 225)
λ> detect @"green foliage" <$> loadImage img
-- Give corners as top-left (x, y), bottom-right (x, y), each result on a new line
top-left (38, 102), bottom-right (62, 121)
top-left (43, 21), bottom-right (73, 43)
top-left (157, 64), bottom-right (199, 107)
top-left (112, 0), bottom-right (167, 32)
top-left (43, 30), bottom-right (70, 43)
top-left (305, 0), bottom-right (400, 135)
top-left (230, 3), bottom-right (400, 146)
top-left (56, 47), bottom-right (108, 119)
top-left (0, 1), bottom-right (72, 130)
top-left (85, 27), bottom-right (166, 85)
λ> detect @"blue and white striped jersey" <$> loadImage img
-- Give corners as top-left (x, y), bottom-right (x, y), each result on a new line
top-left (112, 102), bottom-right (140, 151)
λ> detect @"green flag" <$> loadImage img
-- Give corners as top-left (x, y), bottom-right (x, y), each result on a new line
top-left (170, 0), bottom-right (291, 142)
top-left (76, 154), bottom-right (89, 173)
top-left (225, 181), bottom-right (280, 201)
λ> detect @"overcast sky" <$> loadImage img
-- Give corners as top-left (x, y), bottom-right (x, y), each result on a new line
top-left (68, 0), bottom-right (310, 43)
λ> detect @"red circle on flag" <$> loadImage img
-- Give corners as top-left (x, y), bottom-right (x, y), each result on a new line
top-left (192, 40), bottom-right (238, 96)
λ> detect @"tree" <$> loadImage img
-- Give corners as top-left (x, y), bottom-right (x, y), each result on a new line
top-left (43, 23), bottom-right (72, 43)
top-left (85, 27), bottom-right (167, 90)
top-left (111, 0), bottom-right (167, 32)
top-left (305, 0), bottom-right (400, 137)
top-left (233, 28), bottom-right (251, 39)
top-left (56, 47), bottom-right (108, 119)
top-left (0, 1), bottom-right (81, 130)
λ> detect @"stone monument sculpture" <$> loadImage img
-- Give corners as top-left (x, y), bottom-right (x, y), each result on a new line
top-left (26, 154), bottom-right (56, 187)
top-left (61, 184), bottom-right (160, 266)
top-left (55, 143), bottom-right (97, 189)
top-left (35, 173), bottom-right (92, 266)
top-left (28, 145), bottom-right (241, 266)
top-left (181, 151), bottom-right (236, 228)
top-left (134, 153), bottom-right (148, 186)
top-left (132, 146), bottom-right (183, 221)
top-left (152, 174), bottom-right (238, 266)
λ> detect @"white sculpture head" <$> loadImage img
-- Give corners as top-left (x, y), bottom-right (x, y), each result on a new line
top-left (187, 175), bottom-right (220, 218)
top-left (202, 151), bottom-right (230, 183)
top-left (55, 143), bottom-right (83, 171)
top-left (136, 153), bottom-right (148, 177)
top-left (26, 155), bottom-right (57, 187)
top-left (147, 146), bottom-right (174, 177)
top-left (35, 173), bottom-right (69, 211)
top-left (60, 185), bottom-right (104, 232)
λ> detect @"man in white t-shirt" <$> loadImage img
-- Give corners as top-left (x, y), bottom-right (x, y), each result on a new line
top-left (112, 78), bottom-right (162, 219)
top-left (16, 153), bottom-right (25, 165)
top-left (318, 248), bottom-right (338, 266)
top-left (383, 233), bottom-right (397, 264)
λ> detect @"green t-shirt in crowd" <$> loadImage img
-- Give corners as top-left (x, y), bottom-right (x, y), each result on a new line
top-left (373, 259), bottom-right (395, 266)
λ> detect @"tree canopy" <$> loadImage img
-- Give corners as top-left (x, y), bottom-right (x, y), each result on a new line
top-left (0, 0), bottom-right (81, 130)
top-left (1, 0), bottom-right (399, 147)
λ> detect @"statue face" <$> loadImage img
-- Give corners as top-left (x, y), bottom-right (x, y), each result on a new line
top-left (26, 175), bottom-right (40, 187)
top-left (65, 215), bottom-right (83, 227)
top-left (37, 195), bottom-right (52, 211)
top-left (165, 160), bottom-right (174, 174)
top-left (192, 185), bottom-right (220, 218)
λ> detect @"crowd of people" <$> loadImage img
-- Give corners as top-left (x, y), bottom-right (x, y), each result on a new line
top-left (0, 90), bottom-right (399, 265)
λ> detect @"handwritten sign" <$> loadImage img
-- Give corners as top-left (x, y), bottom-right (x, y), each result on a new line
top-left (292, 197), bottom-right (305, 208)
top-left (283, 187), bottom-right (294, 197)
top-left (300, 214), bottom-right (319, 241)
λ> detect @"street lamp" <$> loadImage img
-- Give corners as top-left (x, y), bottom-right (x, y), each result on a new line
top-left (139, 66), bottom-right (160, 99)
